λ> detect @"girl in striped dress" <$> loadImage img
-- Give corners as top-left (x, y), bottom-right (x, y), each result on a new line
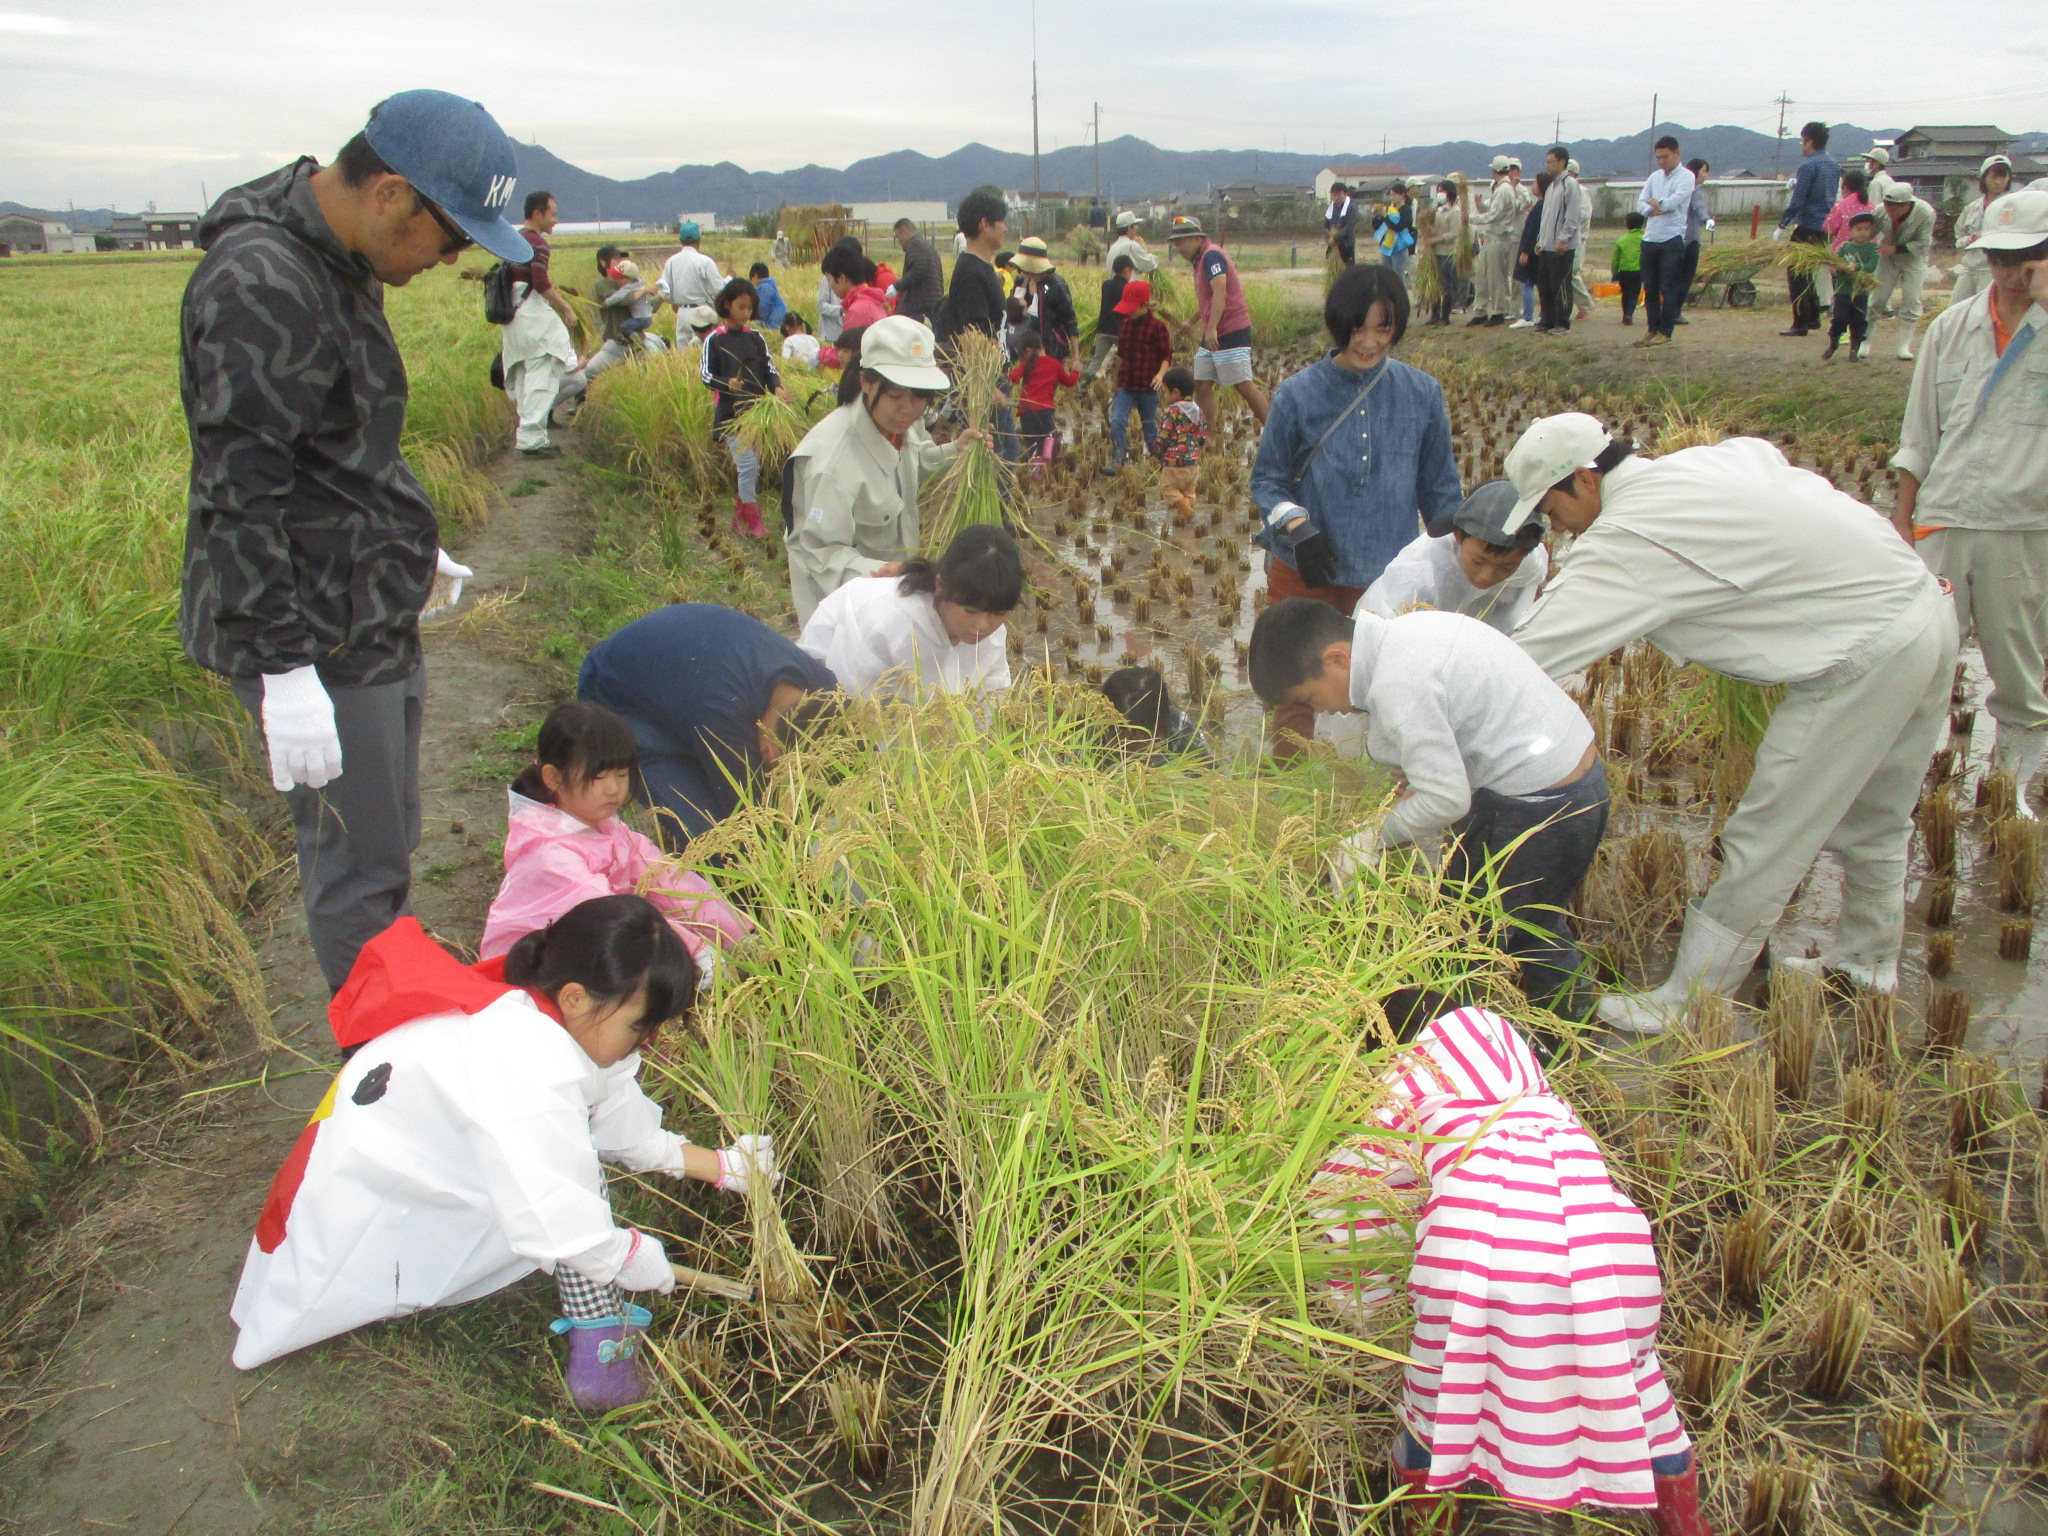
top-left (1311, 991), bottom-right (1712, 1535)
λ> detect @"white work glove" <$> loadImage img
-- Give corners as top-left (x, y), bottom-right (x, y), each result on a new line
top-left (613, 1229), bottom-right (677, 1294)
top-left (714, 1134), bottom-right (778, 1195)
top-left (422, 549), bottom-right (473, 618)
top-left (1326, 823), bottom-right (1384, 892)
top-left (1705, 217), bottom-right (1717, 232)
top-left (1771, 225), bottom-right (1788, 244)
top-left (260, 665), bottom-right (343, 793)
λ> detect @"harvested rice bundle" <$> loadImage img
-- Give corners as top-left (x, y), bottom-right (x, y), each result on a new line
top-left (922, 332), bottom-right (1018, 549)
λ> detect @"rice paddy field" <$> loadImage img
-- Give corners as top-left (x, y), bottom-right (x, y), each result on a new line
top-left (2, 236), bottom-right (2045, 1535)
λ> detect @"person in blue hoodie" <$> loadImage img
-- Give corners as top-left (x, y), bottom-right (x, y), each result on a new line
top-left (1249, 263), bottom-right (1461, 758)
top-left (748, 261), bottom-right (788, 328)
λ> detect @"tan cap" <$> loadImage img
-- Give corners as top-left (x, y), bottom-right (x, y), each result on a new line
top-left (1969, 189), bottom-right (2048, 250)
top-left (1882, 182), bottom-right (1915, 204)
top-left (1502, 412), bottom-right (1612, 533)
top-left (858, 315), bottom-right (951, 391)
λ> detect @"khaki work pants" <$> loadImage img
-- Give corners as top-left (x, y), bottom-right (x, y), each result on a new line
top-left (1476, 235), bottom-right (1516, 318)
top-left (1921, 528), bottom-right (2048, 732)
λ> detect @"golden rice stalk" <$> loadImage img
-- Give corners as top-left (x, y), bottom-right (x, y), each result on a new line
top-left (1722, 1205), bottom-right (1777, 1309)
top-left (1925, 930), bottom-right (1955, 978)
top-left (1925, 877), bottom-right (1957, 928)
top-left (1452, 174), bottom-right (1476, 278)
top-left (1941, 1161), bottom-right (1993, 1267)
top-left (1765, 970), bottom-right (1824, 1102)
top-left (1841, 1068), bottom-right (1896, 1155)
top-left (1801, 1288), bottom-right (1872, 1402)
top-left (1915, 1248), bottom-right (1977, 1374)
top-left (922, 331), bottom-right (1020, 549)
top-left (1951, 705), bottom-right (1976, 738)
top-left (729, 388), bottom-right (810, 472)
top-left (1852, 990), bottom-right (1896, 1071)
top-left (1992, 814), bottom-right (2042, 912)
top-left (1255, 1422), bottom-right (1318, 1519)
top-left (1677, 1318), bottom-right (1745, 1408)
top-left (1879, 1412), bottom-right (1946, 1510)
top-left (1916, 786), bottom-right (1959, 877)
top-left (822, 1369), bottom-right (891, 1480)
top-left (1946, 1053), bottom-right (2003, 1158)
top-left (1411, 212), bottom-right (1444, 312)
top-left (1726, 1065), bottom-right (1778, 1184)
top-left (1656, 407), bottom-right (1728, 452)
top-left (1999, 917), bottom-right (2034, 961)
top-left (1978, 769), bottom-right (2018, 823)
top-left (1742, 1454), bottom-right (1817, 1536)
top-left (1922, 987), bottom-right (1971, 1058)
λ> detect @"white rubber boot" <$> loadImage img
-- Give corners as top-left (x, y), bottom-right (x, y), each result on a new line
top-left (1597, 905), bottom-right (1762, 1036)
top-left (1775, 877), bottom-right (1905, 994)
top-left (1896, 320), bottom-right (1915, 361)
top-left (1855, 341), bottom-right (1872, 361)
top-left (1993, 724), bottom-right (2048, 820)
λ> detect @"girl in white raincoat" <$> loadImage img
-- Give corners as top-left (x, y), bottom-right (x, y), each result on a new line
top-left (231, 896), bottom-right (774, 1410)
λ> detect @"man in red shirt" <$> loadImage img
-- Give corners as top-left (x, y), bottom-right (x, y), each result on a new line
top-left (500, 190), bottom-right (586, 456)
top-left (1165, 215), bottom-right (1269, 429)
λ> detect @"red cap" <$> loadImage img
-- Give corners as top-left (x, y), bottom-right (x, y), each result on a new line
top-left (1113, 279), bottom-right (1153, 316)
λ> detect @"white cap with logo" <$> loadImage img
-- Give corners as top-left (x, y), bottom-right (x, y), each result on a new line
top-left (1969, 189), bottom-right (2048, 250)
top-left (1501, 412), bottom-right (1613, 534)
top-left (859, 315), bottom-right (952, 391)
top-left (1490, 154), bottom-right (1511, 172)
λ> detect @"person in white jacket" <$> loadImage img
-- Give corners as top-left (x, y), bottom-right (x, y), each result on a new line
top-left (783, 316), bottom-right (981, 623)
top-left (658, 221), bottom-right (725, 349)
top-left (799, 525), bottom-right (1021, 700)
top-left (1249, 597), bottom-right (1604, 1016)
top-left (1500, 414), bottom-right (1956, 1027)
top-left (1362, 478), bottom-right (1550, 634)
top-left (230, 897), bottom-right (775, 1410)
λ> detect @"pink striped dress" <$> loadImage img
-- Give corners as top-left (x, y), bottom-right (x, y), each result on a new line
top-left (1311, 1006), bottom-right (1689, 1510)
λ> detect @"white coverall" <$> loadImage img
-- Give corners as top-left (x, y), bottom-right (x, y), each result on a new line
top-left (1106, 233), bottom-right (1160, 276)
top-left (658, 244), bottom-right (725, 347)
top-left (1893, 293), bottom-right (2048, 785)
top-left (1362, 531), bottom-right (1549, 635)
top-left (1569, 178), bottom-right (1596, 313)
top-left (1947, 196), bottom-right (1996, 310)
top-left (501, 283), bottom-right (584, 451)
top-left (1869, 197), bottom-right (1936, 344)
top-left (1512, 440), bottom-right (1957, 985)
top-left (230, 990), bottom-right (692, 1368)
top-left (798, 576), bottom-right (1012, 701)
top-left (783, 400), bottom-right (960, 623)
top-left (1474, 177), bottom-right (1524, 319)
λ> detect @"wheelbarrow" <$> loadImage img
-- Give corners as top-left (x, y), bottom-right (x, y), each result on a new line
top-left (1687, 255), bottom-right (1769, 309)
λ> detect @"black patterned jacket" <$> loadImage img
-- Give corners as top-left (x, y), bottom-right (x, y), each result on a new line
top-left (178, 159), bottom-right (437, 687)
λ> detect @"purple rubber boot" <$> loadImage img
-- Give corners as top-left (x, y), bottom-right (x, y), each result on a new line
top-left (550, 1304), bottom-right (653, 1411)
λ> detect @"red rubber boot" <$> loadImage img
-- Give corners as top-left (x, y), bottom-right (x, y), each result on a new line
top-left (1652, 1460), bottom-right (1715, 1536)
top-left (1389, 1456), bottom-right (1462, 1535)
top-left (737, 501), bottom-right (766, 537)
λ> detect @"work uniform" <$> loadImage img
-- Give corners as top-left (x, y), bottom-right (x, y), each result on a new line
top-left (1568, 177), bottom-right (1596, 313)
top-left (1106, 232), bottom-right (1159, 275)
top-left (1869, 197), bottom-right (1937, 351)
top-left (1362, 531), bottom-right (1549, 634)
top-left (1474, 177), bottom-right (1523, 320)
top-left (1893, 291), bottom-right (2048, 796)
top-left (1513, 440), bottom-right (1956, 993)
top-left (658, 243), bottom-right (724, 347)
top-left (1948, 197), bottom-right (1996, 309)
top-left (783, 399), bottom-right (961, 623)
top-left (1427, 198), bottom-right (1466, 325)
top-left (501, 228), bottom-right (585, 452)
top-left (798, 576), bottom-right (1012, 701)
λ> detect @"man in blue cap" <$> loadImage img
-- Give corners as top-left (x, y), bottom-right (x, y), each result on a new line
top-left (659, 221), bottom-right (725, 349)
top-left (178, 89), bottom-right (530, 994)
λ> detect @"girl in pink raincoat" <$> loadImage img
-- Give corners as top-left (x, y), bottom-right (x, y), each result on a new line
top-left (1310, 989), bottom-right (1712, 1536)
top-left (481, 703), bottom-right (751, 982)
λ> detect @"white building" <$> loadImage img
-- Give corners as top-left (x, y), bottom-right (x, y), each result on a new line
top-left (848, 201), bottom-right (950, 229)
top-left (0, 215), bottom-right (97, 253)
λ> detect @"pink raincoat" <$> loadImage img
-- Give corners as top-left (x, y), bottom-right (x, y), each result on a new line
top-left (479, 793), bottom-right (751, 975)
top-left (1310, 1006), bottom-right (1689, 1511)
top-left (840, 284), bottom-right (890, 331)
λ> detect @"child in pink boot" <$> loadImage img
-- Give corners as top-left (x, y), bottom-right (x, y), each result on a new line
top-left (703, 275), bottom-right (783, 537)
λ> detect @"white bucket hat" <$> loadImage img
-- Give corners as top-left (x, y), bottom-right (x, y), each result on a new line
top-left (1502, 412), bottom-right (1612, 533)
top-left (859, 315), bottom-right (951, 391)
top-left (1114, 210), bottom-right (1140, 229)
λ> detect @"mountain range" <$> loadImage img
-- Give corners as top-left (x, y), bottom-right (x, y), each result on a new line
top-left (11, 127), bottom-right (2045, 229)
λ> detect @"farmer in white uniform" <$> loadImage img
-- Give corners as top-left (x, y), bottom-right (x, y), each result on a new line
top-left (500, 190), bottom-right (586, 457)
top-left (1106, 211), bottom-right (1159, 276)
top-left (1470, 156), bottom-right (1521, 326)
top-left (1361, 478), bottom-right (1550, 634)
top-left (658, 220), bottom-right (724, 349)
top-left (1501, 414), bottom-right (1955, 1027)
top-left (1868, 184), bottom-right (1937, 360)
top-left (1567, 158), bottom-right (1596, 317)
top-left (1893, 190), bottom-right (2048, 814)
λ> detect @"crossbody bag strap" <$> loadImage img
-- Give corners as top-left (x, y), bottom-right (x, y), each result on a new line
top-left (1292, 362), bottom-right (1389, 488)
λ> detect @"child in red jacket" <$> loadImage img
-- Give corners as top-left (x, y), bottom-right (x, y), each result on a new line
top-left (1007, 323), bottom-right (1078, 474)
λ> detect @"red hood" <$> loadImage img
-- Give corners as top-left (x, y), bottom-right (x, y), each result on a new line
top-left (328, 917), bottom-right (562, 1050)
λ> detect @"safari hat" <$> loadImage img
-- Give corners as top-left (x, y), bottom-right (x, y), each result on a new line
top-left (1490, 155), bottom-right (1512, 173)
top-left (1501, 412), bottom-right (1612, 534)
top-left (1114, 210), bottom-right (1140, 229)
top-left (859, 315), bottom-right (951, 391)
top-left (1882, 183), bottom-right (1916, 204)
top-left (1451, 479), bottom-right (1544, 550)
top-left (1968, 190), bottom-right (2048, 250)
top-left (1013, 235), bottom-right (1057, 274)
top-left (1167, 215), bottom-right (1208, 242)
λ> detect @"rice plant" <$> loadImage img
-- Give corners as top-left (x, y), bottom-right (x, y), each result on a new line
top-left (921, 331), bottom-right (1018, 549)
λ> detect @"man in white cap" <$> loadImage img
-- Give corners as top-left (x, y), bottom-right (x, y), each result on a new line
top-left (782, 315), bottom-right (979, 623)
top-left (1566, 157), bottom-right (1596, 318)
top-left (1865, 183), bottom-right (1937, 359)
top-left (659, 221), bottom-right (724, 349)
top-left (1893, 190), bottom-right (2048, 814)
top-left (1106, 210), bottom-right (1158, 276)
top-left (1469, 155), bottom-right (1522, 327)
top-left (1861, 146), bottom-right (1904, 209)
top-left (1499, 413), bottom-right (1954, 1028)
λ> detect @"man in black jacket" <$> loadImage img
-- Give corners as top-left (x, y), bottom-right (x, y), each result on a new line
top-left (179, 88), bottom-right (530, 992)
top-left (892, 217), bottom-right (945, 323)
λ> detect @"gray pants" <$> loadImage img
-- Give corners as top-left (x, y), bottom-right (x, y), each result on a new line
top-left (233, 667), bottom-right (426, 993)
top-left (1870, 250), bottom-right (1928, 325)
top-left (1700, 588), bottom-right (1956, 975)
top-left (1921, 528), bottom-right (2048, 731)
top-left (1569, 245), bottom-right (1593, 313)
top-left (1078, 332), bottom-right (1117, 386)
top-left (1476, 235), bottom-right (1516, 318)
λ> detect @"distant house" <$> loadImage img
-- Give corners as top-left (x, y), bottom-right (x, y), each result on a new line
top-left (0, 214), bottom-right (97, 254)
top-left (1592, 176), bottom-right (1790, 223)
top-left (1883, 125), bottom-right (2048, 204)
top-left (1215, 180), bottom-right (1312, 204)
top-left (101, 214), bottom-right (149, 251)
top-left (1896, 126), bottom-right (2010, 163)
top-left (144, 212), bottom-right (199, 249)
top-left (1315, 165), bottom-right (1405, 202)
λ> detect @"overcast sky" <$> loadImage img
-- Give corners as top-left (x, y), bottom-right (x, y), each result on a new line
top-left (6, 1), bottom-right (2045, 211)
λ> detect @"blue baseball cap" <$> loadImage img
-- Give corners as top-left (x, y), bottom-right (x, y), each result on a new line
top-left (678, 220), bottom-right (702, 241)
top-left (362, 89), bottom-right (530, 263)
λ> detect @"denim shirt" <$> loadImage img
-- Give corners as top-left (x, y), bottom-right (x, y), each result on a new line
top-left (1251, 354), bottom-right (1463, 589)
top-left (1782, 152), bottom-right (1839, 231)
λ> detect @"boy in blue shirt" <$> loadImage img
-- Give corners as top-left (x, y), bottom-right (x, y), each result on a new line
top-left (749, 262), bottom-right (787, 329)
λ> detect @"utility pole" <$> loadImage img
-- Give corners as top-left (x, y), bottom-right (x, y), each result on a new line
top-left (1554, 112), bottom-right (1562, 144)
top-left (1092, 102), bottom-right (1101, 202)
top-left (1773, 91), bottom-right (1792, 176)
top-left (1648, 94), bottom-right (1658, 161)
top-left (1030, 0), bottom-right (1041, 219)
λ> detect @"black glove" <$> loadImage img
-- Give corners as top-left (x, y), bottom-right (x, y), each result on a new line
top-left (1277, 515), bottom-right (1340, 591)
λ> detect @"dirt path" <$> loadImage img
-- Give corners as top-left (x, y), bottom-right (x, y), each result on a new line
top-left (0, 436), bottom-right (581, 1536)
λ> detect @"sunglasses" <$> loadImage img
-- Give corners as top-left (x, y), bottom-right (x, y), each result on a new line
top-left (411, 191), bottom-right (473, 256)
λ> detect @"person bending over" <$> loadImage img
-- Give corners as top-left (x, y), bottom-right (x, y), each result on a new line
top-left (1361, 477), bottom-right (1549, 634)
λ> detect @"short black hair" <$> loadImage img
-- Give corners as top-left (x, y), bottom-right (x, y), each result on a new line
top-left (1325, 262), bottom-right (1409, 350)
top-left (523, 189), bottom-right (554, 219)
top-left (958, 188), bottom-right (1008, 240)
top-left (1329, 181), bottom-right (1348, 195)
top-left (1654, 134), bottom-right (1680, 153)
top-left (595, 243), bottom-right (625, 270)
top-left (1547, 437), bottom-right (1636, 499)
top-left (1112, 253), bottom-right (1135, 275)
top-left (1625, 211), bottom-right (1647, 230)
top-left (1437, 180), bottom-right (1457, 198)
top-left (821, 238), bottom-right (876, 285)
top-left (1841, 168), bottom-right (1868, 197)
top-left (333, 131), bottom-right (392, 188)
top-left (1686, 159), bottom-right (1708, 179)
top-left (502, 894), bottom-right (698, 1036)
top-left (893, 216), bottom-right (916, 233)
top-left (899, 524), bottom-right (1025, 612)
top-left (1546, 145), bottom-right (1569, 164)
top-left (1987, 238), bottom-right (2048, 267)
top-left (1800, 121), bottom-right (1830, 150)
top-left (715, 276), bottom-right (759, 318)
top-left (1848, 212), bottom-right (1877, 230)
top-left (1247, 597), bottom-right (1355, 705)
top-left (1103, 665), bottom-right (1175, 734)
top-left (749, 261), bottom-right (770, 279)
top-left (1161, 365), bottom-right (1195, 397)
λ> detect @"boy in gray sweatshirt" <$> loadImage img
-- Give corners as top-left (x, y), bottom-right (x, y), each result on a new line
top-left (1250, 597), bottom-right (1606, 1015)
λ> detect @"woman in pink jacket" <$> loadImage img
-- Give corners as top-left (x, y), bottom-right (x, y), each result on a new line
top-left (480, 703), bottom-right (750, 980)
top-left (1823, 167), bottom-right (1876, 251)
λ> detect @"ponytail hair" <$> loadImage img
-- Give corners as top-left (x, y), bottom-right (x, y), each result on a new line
top-left (502, 894), bottom-right (697, 1033)
top-left (899, 524), bottom-right (1024, 613)
top-left (510, 700), bottom-right (640, 804)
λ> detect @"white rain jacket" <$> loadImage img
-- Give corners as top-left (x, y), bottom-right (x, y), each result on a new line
top-left (1362, 532), bottom-right (1549, 635)
top-left (784, 401), bottom-right (959, 624)
top-left (798, 575), bottom-right (1011, 700)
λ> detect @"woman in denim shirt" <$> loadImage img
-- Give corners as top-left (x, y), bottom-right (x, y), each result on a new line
top-left (1251, 264), bottom-right (1463, 755)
